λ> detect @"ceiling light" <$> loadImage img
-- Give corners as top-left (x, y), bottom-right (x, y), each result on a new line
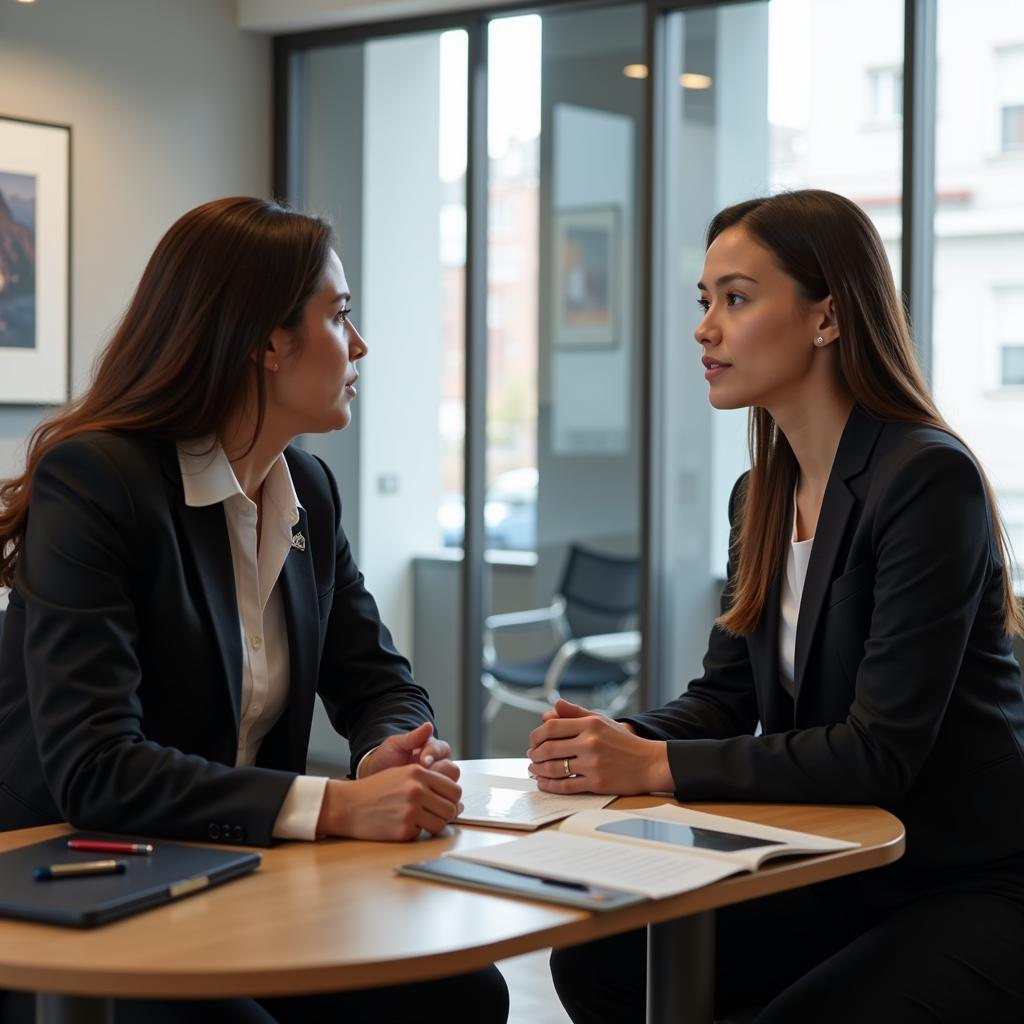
top-left (622, 64), bottom-right (648, 79)
top-left (680, 73), bottom-right (713, 90)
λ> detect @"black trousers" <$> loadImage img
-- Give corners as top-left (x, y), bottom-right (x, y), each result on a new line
top-left (0, 965), bottom-right (508, 1023)
top-left (550, 869), bottom-right (1024, 1024)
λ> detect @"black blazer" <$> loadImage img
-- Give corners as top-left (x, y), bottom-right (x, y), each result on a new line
top-left (0, 432), bottom-right (434, 846)
top-left (627, 406), bottom-right (1024, 875)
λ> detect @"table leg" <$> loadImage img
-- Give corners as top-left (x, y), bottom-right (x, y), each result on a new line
top-left (35, 994), bottom-right (114, 1024)
top-left (647, 910), bottom-right (715, 1024)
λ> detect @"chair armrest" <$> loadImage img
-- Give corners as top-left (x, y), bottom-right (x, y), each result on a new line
top-left (483, 597), bottom-right (568, 664)
top-left (542, 630), bottom-right (642, 698)
top-left (575, 630), bottom-right (641, 662)
top-left (484, 597), bottom-right (566, 633)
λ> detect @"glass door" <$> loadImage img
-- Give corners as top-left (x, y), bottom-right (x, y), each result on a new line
top-left (482, 5), bottom-right (646, 755)
top-left (288, 28), bottom-right (469, 762)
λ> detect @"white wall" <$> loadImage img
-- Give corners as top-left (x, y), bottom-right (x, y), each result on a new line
top-left (0, 0), bottom-right (271, 476)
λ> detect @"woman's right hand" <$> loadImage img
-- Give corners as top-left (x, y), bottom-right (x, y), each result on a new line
top-left (316, 766), bottom-right (463, 841)
top-left (526, 698), bottom-right (672, 795)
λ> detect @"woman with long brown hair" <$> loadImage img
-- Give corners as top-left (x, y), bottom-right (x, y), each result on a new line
top-left (0, 196), bottom-right (508, 1023)
top-left (528, 189), bottom-right (1024, 1022)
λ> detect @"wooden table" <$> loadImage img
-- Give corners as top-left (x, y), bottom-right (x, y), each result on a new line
top-left (0, 759), bottom-right (903, 1023)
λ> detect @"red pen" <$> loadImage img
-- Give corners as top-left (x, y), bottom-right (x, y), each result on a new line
top-left (67, 839), bottom-right (154, 855)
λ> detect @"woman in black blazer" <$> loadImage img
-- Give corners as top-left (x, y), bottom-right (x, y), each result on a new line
top-left (0, 197), bottom-right (507, 1023)
top-left (528, 190), bottom-right (1024, 1023)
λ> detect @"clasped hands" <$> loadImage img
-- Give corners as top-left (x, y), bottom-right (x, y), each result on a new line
top-left (318, 721), bottom-right (463, 842)
top-left (319, 702), bottom-right (672, 842)
top-left (527, 698), bottom-right (671, 795)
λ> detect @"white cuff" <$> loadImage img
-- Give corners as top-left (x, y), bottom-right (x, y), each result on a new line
top-left (271, 775), bottom-right (330, 841)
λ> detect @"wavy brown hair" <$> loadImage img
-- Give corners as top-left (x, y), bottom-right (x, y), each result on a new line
top-left (0, 196), bottom-right (333, 587)
top-left (713, 190), bottom-right (1023, 637)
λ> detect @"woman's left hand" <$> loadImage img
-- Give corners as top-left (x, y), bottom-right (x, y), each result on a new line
top-left (527, 699), bottom-right (671, 795)
top-left (360, 721), bottom-right (460, 783)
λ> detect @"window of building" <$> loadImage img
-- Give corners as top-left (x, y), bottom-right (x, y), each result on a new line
top-left (996, 287), bottom-right (1024, 387)
top-left (1003, 104), bottom-right (1024, 150)
top-left (1002, 347), bottom-right (1024, 385)
top-left (998, 45), bottom-right (1024, 151)
top-left (867, 66), bottom-right (903, 122)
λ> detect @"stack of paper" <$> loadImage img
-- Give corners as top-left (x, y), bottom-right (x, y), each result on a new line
top-left (456, 772), bottom-right (615, 830)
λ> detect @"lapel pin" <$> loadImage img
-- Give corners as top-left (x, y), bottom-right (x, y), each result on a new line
top-left (290, 532), bottom-right (306, 552)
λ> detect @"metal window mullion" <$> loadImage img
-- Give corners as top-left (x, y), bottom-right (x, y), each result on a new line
top-left (901, 0), bottom-right (938, 381)
top-left (640, 3), bottom-right (668, 713)
top-left (272, 38), bottom-right (300, 202)
top-left (460, 17), bottom-right (489, 759)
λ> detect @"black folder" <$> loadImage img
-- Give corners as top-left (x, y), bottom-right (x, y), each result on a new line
top-left (0, 832), bottom-right (261, 928)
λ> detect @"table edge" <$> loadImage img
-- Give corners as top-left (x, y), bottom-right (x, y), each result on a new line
top-left (0, 812), bottom-right (905, 998)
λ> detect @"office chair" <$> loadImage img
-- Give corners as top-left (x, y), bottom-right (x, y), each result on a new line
top-left (482, 544), bottom-right (641, 723)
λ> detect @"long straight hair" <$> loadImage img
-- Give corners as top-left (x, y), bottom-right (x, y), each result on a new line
top-left (712, 190), bottom-right (1024, 637)
top-left (0, 197), bottom-right (333, 587)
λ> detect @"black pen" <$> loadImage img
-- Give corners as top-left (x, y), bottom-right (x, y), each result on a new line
top-left (540, 876), bottom-right (611, 901)
top-left (33, 859), bottom-right (127, 881)
top-left (541, 876), bottom-right (589, 891)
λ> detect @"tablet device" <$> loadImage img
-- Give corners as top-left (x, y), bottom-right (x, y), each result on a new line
top-left (397, 856), bottom-right (644, 911)
top-left (595, 818), bottom-right (784, 852)
top-left (0, 832), bottom-right (261, 928)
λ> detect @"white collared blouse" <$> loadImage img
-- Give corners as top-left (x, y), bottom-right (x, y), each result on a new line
top-left (177, 441), bottom-right (328, 840)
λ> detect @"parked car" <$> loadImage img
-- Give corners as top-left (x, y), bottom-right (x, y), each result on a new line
top-left (438, 466), bottom-right (537, 551)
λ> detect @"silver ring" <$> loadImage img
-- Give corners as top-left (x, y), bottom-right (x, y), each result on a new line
top-left (563, 758), bottom-right (572, 778)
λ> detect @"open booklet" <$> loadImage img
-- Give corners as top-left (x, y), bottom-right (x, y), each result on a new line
top-left (440, 803), bottom-right (859, 900)
top-left (455, 772), bottom-right (615, 829)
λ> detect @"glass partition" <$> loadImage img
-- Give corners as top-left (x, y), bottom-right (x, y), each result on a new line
top-left (482, 6), bottom-right (645, 754)
top-left (290, 30), bottom-right (468, 761)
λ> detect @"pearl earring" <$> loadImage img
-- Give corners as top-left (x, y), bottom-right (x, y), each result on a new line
top-left (272, 363), bottom-right (279, 372)
top-left (814, 336), bottom-right (825, 347)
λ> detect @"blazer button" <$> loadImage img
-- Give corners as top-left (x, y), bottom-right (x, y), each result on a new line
top-left (208, 823), bottom-right (221, 840)
top-left (221, 824), bottom-right (232, 841)
top-left (232, 825), bottom-right (245, 842)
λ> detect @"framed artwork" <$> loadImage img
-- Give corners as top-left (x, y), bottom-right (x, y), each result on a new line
top-left (552, 205), bottom-right (620, 349)
top-left (0, 115), bottom-right (70, 404)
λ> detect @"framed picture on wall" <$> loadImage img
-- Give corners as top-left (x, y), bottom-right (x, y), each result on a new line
top-left (0, 115), bottom-right (70, 404)
top-left (552, 205), bottom-right (620, 349)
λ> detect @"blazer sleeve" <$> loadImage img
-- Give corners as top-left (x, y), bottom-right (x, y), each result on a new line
top-left (18, 437), bottom-right (295, 846)
top-left (621, 474), bottom-right (760, 742)
top-left (310, 455), bottom-right (436, 777)
top-left (661, 442), bottom-right (998, 804)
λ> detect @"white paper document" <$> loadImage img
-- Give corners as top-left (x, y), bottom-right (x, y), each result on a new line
top-left (456, 773), bottom-right (615, 829)
top-left (560, 805), bottom-right (859, 869)
top-left (447, 831), bottom-right (740, 899)
top-left (446, 802), bottom-right (859, 899)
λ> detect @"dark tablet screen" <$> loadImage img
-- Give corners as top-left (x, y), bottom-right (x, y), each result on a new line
top-left (595, 818), bottom-right (784, 852)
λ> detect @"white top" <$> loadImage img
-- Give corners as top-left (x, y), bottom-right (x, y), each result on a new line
top-left (177, 441), bottom-right (328, 841)
top-left (778, 496), bottom-right (814, 698)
